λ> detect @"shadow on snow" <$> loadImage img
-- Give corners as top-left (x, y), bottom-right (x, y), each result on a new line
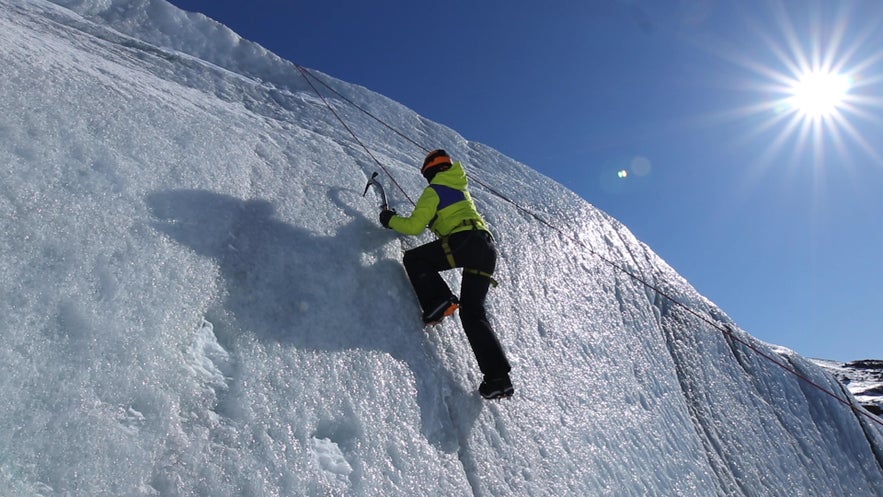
top-left (146, 188), bottom-right (480, 452)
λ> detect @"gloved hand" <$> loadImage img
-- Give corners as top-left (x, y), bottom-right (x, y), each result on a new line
top-left (379, 208), bottom-right (396, 228)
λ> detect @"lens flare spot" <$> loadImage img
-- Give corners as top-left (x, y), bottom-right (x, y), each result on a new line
top-left (630, 156), bottom-right (652, 176)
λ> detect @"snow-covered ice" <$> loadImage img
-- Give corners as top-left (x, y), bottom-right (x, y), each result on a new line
top-left (1, 0), bottom-right (881, 495)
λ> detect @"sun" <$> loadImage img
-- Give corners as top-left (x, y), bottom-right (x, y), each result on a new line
top-left (788, 70), bottom-right (852, 119)
top-left (706, 2), bottom-right (883, 168)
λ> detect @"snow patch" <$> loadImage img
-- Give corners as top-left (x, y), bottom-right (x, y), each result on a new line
top-left (311, 437), bottom-right (354, 483)
top-left (185, 318), bottom-right (231, 389)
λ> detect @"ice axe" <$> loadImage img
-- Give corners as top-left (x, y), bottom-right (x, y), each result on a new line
top-left (362, 172), bottom-right (389, 210)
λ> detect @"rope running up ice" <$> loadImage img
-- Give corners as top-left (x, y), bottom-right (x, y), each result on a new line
top-left (293, 63), bottom-right (883, 429)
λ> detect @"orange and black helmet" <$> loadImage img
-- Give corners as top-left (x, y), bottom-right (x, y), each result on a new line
top-left (421, 149), bottom-right (452, 180)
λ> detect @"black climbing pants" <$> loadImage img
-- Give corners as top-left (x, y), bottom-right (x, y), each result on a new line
top-left (402, 230), bottom-right (511, 378)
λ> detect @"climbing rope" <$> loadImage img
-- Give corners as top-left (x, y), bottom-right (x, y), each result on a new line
top-left (293, 63), bottom-right (415, 206)
top-left (293, 64), bottom-right (883, 429)
top-left (295, 64), bottom-right (431, 155)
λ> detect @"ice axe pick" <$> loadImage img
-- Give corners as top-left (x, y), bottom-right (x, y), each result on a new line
top-left (362, 172), bottom-right (389, 210)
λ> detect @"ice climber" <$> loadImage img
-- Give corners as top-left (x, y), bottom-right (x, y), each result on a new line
top-left (379, 149), bottom-right (514, 400)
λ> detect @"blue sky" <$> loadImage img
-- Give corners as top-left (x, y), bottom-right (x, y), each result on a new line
top-left (166, 0), bottom-right (883, 362)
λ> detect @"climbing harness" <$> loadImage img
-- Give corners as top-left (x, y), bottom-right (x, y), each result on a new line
top-left (465, 268), bottom-right (499, 288)
top-left (439, 225), bottom-right (500, 288)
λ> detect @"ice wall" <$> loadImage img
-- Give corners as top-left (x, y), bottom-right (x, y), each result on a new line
top-left (0, 0), bottom-right (880, 495)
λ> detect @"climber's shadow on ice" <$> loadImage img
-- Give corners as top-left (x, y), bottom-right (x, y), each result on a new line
top-left (147, 188), bottom-right (479, 451)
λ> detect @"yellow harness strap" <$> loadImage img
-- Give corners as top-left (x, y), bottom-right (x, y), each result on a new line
top-left (465, 268), bottom-right (500, 288)
top-left (441, 236), bottom-right (457, 268)
top-left (440, 222), bottom-right (500, 288)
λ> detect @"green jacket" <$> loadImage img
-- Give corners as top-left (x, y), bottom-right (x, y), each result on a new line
top-left (388, 161), bottom-right (489, 237)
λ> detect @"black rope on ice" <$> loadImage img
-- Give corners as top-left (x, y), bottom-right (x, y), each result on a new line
top-left (294, 63), bottom-right (415, 206)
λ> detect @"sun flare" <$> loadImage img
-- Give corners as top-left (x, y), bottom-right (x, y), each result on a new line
top-left (713, 2), bottom-right (883, 167)
top-left (788, 71), bottom-right (851, 119)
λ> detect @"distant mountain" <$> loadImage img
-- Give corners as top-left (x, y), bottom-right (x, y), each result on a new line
top-left (813, 359), bottom-right (883, 417)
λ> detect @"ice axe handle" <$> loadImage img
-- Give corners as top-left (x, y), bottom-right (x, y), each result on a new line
top-left (363, 172), bottom-right (389, 210)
